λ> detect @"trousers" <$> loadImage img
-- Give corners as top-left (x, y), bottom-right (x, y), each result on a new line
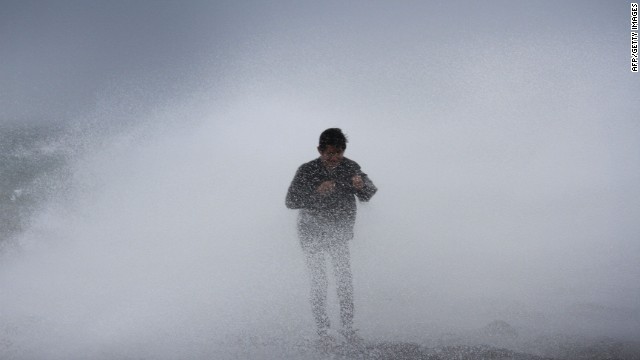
top-left (302, 240), bottom-right (354, 333)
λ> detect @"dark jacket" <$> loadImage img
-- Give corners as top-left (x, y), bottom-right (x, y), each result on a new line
top-left (286, 157), bottom-right (377, 246)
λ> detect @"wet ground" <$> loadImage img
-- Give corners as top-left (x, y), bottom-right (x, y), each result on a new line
top-left (223, 331), bottom-right (640, 360)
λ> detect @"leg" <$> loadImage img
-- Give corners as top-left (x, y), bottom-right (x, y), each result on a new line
top-left (328, 241), bottom-right (354, 330)
top-left (304, 249), bottom-right (330, 334)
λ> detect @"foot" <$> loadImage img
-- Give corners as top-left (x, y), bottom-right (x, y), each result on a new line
top-left (315, 328), bottom-right (337, 349)
top-left (340, 328), bottom-right (364, 345)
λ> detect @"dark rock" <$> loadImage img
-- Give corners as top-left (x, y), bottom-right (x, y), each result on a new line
top-left (482, 320), bottom-right (519, 339)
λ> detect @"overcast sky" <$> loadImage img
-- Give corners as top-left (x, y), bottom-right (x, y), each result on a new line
top-left (1, 1), bottom-right (632, 124)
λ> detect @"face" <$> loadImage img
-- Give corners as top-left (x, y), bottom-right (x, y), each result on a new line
top-left (318, 145), bottom-right (344, 169)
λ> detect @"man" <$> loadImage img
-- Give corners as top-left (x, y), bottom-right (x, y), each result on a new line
top-left (285, 128), bottom-right (377, 344)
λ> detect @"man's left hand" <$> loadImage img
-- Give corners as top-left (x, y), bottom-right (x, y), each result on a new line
top-left (351, 175), bottom-right (364, 190)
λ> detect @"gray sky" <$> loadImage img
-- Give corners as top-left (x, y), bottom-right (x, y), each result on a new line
top-left (1, 1), bottom-right (631, 123)
top-left (1, 0), bottom-right (257, 122)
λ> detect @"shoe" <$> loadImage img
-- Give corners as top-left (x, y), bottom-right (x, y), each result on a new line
top-left (340, 328), bottom-right (364, 345)
top-left (318, 329), bottom-right (337, 344)
top-left (315, 328), bottom-right (337, 349)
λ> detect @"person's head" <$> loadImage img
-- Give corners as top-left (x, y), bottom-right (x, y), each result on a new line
top-left (317, 128), bottom-right (347, 169)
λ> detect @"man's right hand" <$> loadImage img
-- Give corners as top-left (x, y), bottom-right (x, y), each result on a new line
top-left (316, 180), bottom-right (336, 195)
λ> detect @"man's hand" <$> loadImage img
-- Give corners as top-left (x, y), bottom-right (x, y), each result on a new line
top-left (316, 180), bottom-right (336, 195)
top-left (351, 175), bottom-right (364, 190)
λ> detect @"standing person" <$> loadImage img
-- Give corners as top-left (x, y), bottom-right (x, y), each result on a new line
top-left (286, 128), bottom-right (377, 345)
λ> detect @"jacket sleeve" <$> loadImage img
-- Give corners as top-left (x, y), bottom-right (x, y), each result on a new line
top-left (355, 170), bottom-right (377, 202)
top-left (286, 166), bottom-right (319, 209)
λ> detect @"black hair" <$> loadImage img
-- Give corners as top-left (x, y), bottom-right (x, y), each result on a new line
top-left (318, 128), bottom-right (348, 151)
